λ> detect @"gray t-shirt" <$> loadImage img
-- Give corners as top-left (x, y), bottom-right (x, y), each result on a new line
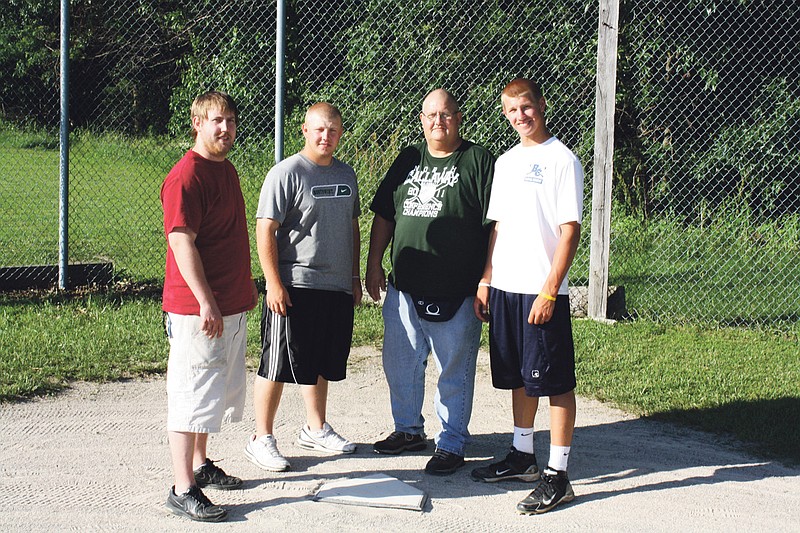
top-left (257, 153), bottom-right (360, 293)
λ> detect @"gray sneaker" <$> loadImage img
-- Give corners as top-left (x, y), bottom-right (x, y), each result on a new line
top-left (297, 422), bottom-right (356, 454)
top-left (165, 485), bottom-right (227, 522)
top-left (245, 434), bottom-right (291, 472)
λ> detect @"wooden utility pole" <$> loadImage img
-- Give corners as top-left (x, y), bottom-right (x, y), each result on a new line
top-left (589, 0), bottom-right (620, 320)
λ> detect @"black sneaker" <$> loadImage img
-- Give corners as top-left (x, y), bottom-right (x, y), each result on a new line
top-left (193, 459), bottom-right (243, 490)
top-left (471, 446), bottom-right (540, 483)
top-left (374, 431), bottom-right (428, 455)
top-left (165, 485), bottom-right (227, 522)
top-left (516, 468), bottom-right (575, 515)
top-left (424, 448), bottom-right (465, 475)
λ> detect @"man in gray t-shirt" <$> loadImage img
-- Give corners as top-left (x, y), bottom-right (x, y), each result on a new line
top-left (244, 103), bottom-right (362, 473)
top-left (257, 151), bottom-right (360, 292)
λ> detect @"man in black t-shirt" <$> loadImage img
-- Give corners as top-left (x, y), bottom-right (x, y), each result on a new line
top-left (366, 88), bottom-right (495, 475)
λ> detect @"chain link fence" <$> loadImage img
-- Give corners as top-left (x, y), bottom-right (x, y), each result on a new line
top-left (615, 0), bottom-right (800, 328)
top-left (1, 0), bottom-right (798, 329)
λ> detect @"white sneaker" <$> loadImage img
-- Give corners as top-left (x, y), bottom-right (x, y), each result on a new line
top-left (244, 434), bottom-right (290, 471)
top-left (297, 422), bottom-right (356, 454)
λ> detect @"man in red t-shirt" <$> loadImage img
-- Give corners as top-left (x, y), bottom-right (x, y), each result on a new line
top-left (160, 91), bottom-right (257, 523)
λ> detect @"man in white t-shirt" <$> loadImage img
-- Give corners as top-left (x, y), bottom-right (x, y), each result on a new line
top-left (471, 78), bottom-right (584, 515)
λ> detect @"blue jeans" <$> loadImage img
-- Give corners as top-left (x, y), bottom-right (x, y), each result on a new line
top-left (381, 283), bottom-right (482, 456)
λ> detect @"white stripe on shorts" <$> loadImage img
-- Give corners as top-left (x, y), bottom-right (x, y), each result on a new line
top-left (268, 311), bottom-right (282, 380)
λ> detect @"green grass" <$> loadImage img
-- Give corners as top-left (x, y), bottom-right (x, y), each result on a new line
top-left (67, 131), bottom-right (182, 280)
top-left (0, 125), bottom-right (62, 266)
top-left (0, 288), bottom-right (166, 397)
top-left (607, 210), bottom-right (800, 329)
top-left (574, 319), bottom-right (800, 463)
top-left (0, 123), bottom-right (180, 279)
top-left (0, 288), bottom-right (389, 402)
top-left (1, 288), bottom-right (797, 465)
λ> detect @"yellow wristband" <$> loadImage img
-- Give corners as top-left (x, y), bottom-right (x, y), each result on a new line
top-left (540, 292), bottom-right (557, 302)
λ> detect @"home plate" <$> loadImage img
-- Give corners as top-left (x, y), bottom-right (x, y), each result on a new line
top-left (313, 473), bottom-right (427, 511)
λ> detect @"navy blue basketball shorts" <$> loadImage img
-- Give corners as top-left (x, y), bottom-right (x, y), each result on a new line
top-left (258, 287), bottom-right (354, 385)
top-left (488, 288), bottom-right (576, 397)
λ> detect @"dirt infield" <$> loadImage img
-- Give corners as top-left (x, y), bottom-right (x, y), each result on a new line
top-left (1, 347), bottom-right (798, 532)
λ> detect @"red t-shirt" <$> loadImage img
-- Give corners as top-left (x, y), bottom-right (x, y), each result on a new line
top-left (160, 150), bottom-right (254, 315)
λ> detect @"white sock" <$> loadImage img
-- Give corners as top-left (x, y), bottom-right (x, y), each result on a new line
top-left (307, 424), bottom-right (325, 436)
top-left (548, 444), bottom-right (571, 472)
top-left (512, 426), bottom-right (535, 454)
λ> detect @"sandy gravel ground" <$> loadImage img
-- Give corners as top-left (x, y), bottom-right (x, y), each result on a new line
top-left (1, 347), bottom-right (798, 532)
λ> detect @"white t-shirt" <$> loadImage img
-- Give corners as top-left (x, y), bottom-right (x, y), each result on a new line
top-left (486, 137), bottom-right (584, 295)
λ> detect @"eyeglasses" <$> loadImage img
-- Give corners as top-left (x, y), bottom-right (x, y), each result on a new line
top-left (421, 111), bottom-right (458, 122)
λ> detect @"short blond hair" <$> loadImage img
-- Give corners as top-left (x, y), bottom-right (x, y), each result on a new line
top-left (190, 91), bottom-right (238, 139)
top-left (305, 102), bottom-right (342, 123)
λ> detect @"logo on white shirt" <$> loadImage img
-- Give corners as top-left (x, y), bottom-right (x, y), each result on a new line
top-left (524, 163), bottom-right (545, 184)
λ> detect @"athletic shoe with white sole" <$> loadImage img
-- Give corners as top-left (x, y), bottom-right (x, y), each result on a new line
top-left (516, 468), bottom-right (575, 514)
top-left (244, 434), bottom-right (291, 472)
top-left (297, 422), bottom-right (356, 454)
top-left (471, 446), bottom-right (540, 483)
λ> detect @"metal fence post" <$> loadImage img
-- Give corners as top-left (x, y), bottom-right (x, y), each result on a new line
top-left (275, 0), bottom-right (286, 164)
top-left (58, 0), bottom-right (70, 290)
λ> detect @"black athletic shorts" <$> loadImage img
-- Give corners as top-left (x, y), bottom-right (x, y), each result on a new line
top-left (488, 288), bottom-right (576, 397)
top-left (258, 287), bottom-right (354, 385)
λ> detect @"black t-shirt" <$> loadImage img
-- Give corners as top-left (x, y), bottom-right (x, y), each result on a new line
top-left (370, 140), bottom-right (495, 297)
